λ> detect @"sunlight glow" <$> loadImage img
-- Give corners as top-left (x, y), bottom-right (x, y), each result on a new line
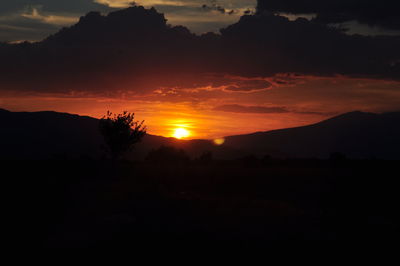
top-left (213, 138), bottom-right (225, 145)
top-left (173, 128), bottom-right (190, 139)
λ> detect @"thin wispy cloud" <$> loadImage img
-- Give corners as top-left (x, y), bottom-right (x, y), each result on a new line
top-left (21, 8), bottom-right (78, 26)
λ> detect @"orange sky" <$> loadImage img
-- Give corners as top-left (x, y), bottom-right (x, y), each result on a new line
top-left (1, 75), bottom-right (400, 139)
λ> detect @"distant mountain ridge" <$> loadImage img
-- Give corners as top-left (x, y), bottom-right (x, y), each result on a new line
top-left (1, 109), bottom-right (399, 160)
top-left (224, 111), bottom-right (400, 159)
top-left (0, 108), bottom-right (237, 160)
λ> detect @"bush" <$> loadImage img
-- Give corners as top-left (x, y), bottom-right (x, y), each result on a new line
top-left (145, 145), bottom-right (190, 164)
top-left (99, 111), bottom-right (146, 160)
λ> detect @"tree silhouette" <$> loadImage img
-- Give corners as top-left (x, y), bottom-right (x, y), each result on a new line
top-left (99, 111), bottom-right (146, 160)
top-left (145, 145), bottom-right (190, 164)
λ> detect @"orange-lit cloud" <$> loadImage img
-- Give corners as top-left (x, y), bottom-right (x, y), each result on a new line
top-left (95, 0), bottom-right (190, 8)
top-left (1, 5), bottom-right (399, 140)
top-left (2, 76), bottom-right (399, 139)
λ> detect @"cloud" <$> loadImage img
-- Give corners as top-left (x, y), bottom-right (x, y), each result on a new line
top-left (0, 5), bottom-right (399, 97)
top-left (256, 0), bottom-right (400, 31)
top-left (0, 13), bottom-right (65, 42)
top-left (0, 0), bottom-right (255, 41)
top-left (140, 1), bottom-right (254, 34)
top-left (163, 75), bottom-right (272, 93)
top-left (21, 8), bottom-right (78, 26)
top-left (213, 104), bottom-right (333, 115)
top-left (0, 1), bottom-right (113, 42)
top-left (201, 1), bottom-right (237, 15)
top-left (95, 1), bottom-right (196, 8)
top-left (223, 79), bottom-right (272, 92)
top-left (220, 13), bottom-right (400, 79)
top-left (214, 104), bottom-right (288, 113)
top-left (94, 0), bottom-right (135, 8)
top-left (0, 1), bottom-right (112, 16)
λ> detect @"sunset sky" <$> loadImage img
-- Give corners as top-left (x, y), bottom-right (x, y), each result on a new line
top-left (1, 1), bottom-right (399, 139)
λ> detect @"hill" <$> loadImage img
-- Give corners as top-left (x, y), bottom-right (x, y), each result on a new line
top-left (225, 111), bottom-right (400, 159)
top-left (1, 109), bottom-right (399, 160)
top-left (0, 109), bottom-right (237, 160)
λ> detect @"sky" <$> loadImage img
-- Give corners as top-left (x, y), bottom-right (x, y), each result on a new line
top-left (1, 1), bottom-right (399, 139)
top-left (0, 0), bottom-right (257, 42)
top-left (1, 0), bottom-right (399, 42)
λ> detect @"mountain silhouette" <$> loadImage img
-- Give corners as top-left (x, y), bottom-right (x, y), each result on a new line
top-left (1, 108), bottom-right (399, 160)
top-left (0, 109), bottom-right (236, 160)
top-left (224, 111), bottom-right (400, 159)
top-left (0, 108), bottom-right (103, 159)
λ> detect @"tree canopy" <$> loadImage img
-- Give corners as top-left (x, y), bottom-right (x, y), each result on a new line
top-left (99, 111), bottom-right (146, 160)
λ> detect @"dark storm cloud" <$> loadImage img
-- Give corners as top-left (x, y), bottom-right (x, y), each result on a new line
top-left (0, 5), bottom-right (399, 96)
top-left (256, 0), bottom-right (400, 30)
top-left (220, 13), bottom-right (400, 78)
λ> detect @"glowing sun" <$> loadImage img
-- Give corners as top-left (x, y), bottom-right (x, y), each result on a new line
top-left (173, 128), bottom-right (190, 139)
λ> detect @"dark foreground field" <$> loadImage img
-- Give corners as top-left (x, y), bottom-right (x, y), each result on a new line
top-left (4, 158), bottom-right (399, 246)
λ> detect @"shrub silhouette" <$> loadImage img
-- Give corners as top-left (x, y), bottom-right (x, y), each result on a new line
top-left (239, 154), bottom-right (260, 167)
top-left (99, 111), bottom-right (146, 160)
top-left (145, 145), bottom-right (190, 164)
top-left (329, 152), bottom-right (347, 161)
top-left (196, 151), bottom-right (213, 164)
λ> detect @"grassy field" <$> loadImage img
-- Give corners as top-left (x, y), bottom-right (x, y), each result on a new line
top-left (3, 158), bottom-right (399, 246)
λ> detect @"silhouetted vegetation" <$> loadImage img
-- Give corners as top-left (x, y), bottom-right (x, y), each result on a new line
top-left (4, 157), bottom-right (399, 247)
top-left (145, 145), bottom-right (190, 164)
top-left (2, 109), bottom-right (400, 246)
top-left (99, 111), bottom-right (146, 160)
top-left (2, 109), bottom-right (400, 160)
top-left (196, 151), bottom-right (213, 164)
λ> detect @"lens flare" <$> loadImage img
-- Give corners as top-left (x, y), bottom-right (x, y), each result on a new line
top-left (213, 138), bottom-right (225, 145)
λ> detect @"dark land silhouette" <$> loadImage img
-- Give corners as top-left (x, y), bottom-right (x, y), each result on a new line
top-left (99, 111), bottom-right (147, 160)
top-left (2, 3), bottom-right (399, 247)
top-left (224, 111), bottom-right (400, 159)
top-left (1, 108), bottom-right (400, 160)
top-left (2, 108), bottom-right (400, 245)
top-left (4, 150), bottom-right (399, 246)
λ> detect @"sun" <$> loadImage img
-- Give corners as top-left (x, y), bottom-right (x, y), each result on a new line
top-left (173, 128), bottom-right (190, 139)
